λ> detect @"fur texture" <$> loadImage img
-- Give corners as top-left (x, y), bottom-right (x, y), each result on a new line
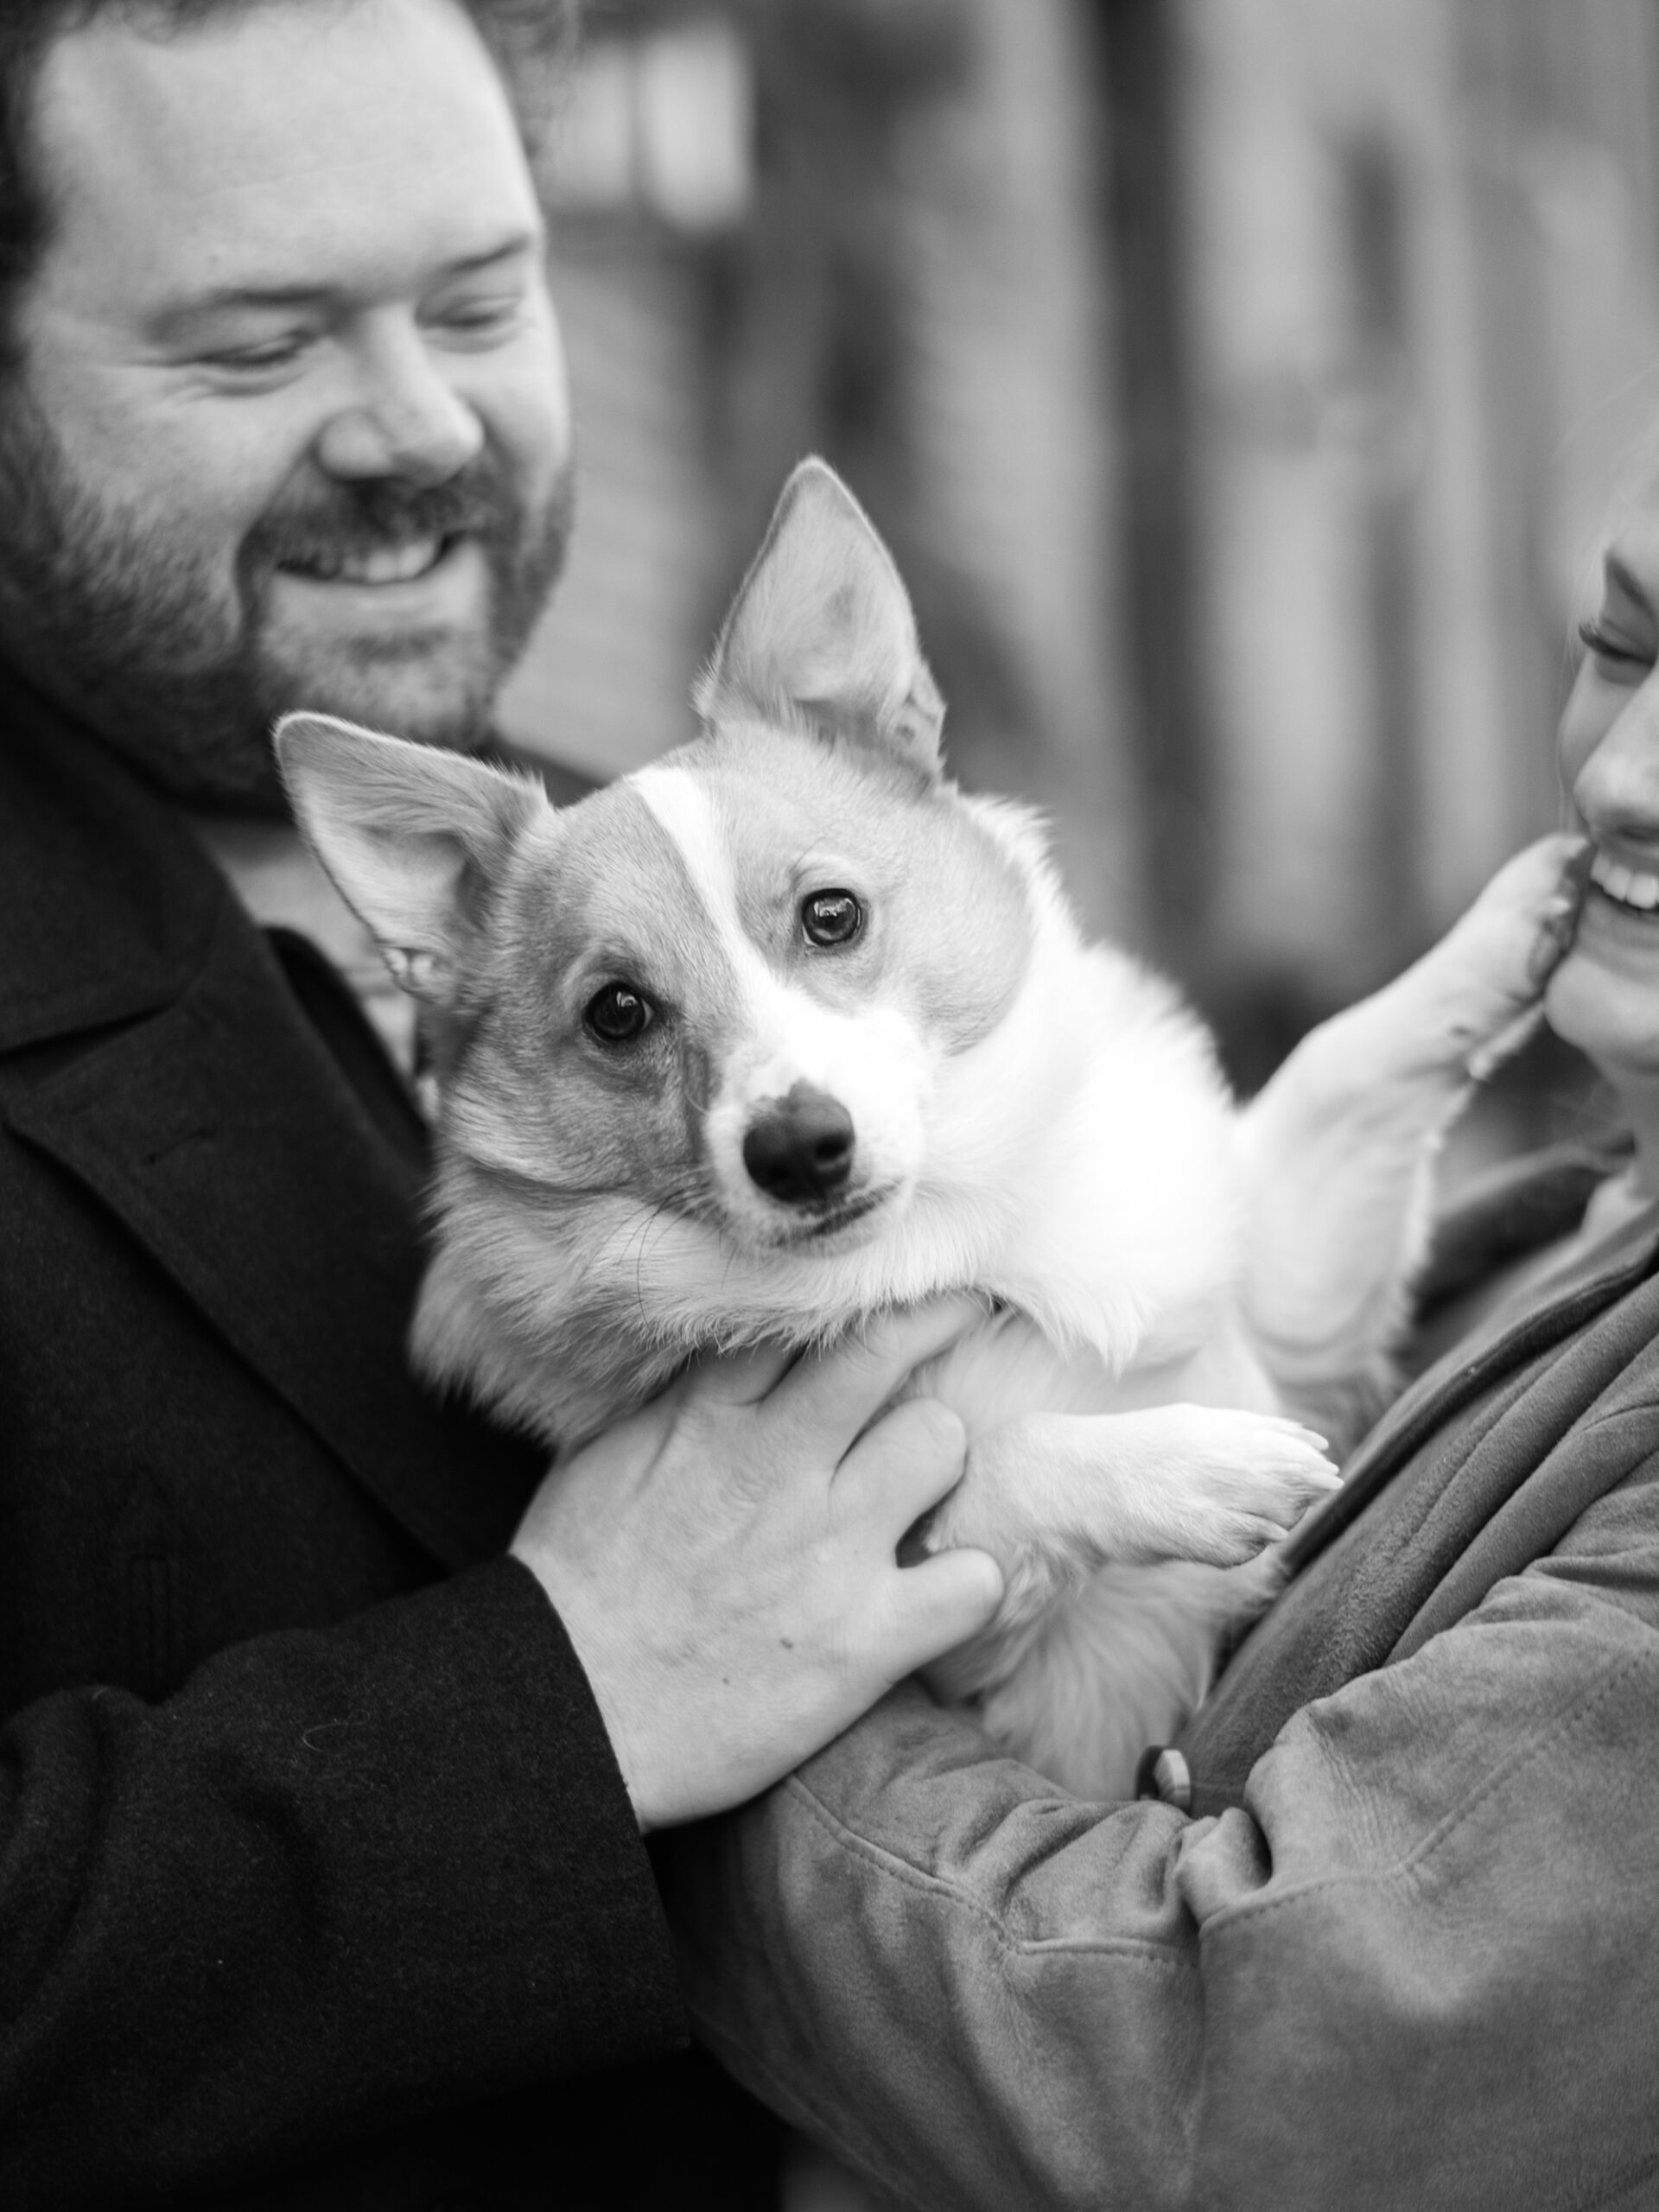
top-left (277, 460), bottom-right (1583, 1797)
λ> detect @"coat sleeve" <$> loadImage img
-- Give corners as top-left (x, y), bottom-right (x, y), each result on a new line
top-left (667, 1435), bottom-right (1659, 2212)
top-left (0, 1554), bottom-right (686, 2207)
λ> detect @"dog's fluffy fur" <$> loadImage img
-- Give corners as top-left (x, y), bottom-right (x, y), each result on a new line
top-left (277, 461), bottom-right (1580, 1797)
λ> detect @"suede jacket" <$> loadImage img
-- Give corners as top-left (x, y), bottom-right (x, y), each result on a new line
top-left (671, 1141), bottom-right (1659, 2212)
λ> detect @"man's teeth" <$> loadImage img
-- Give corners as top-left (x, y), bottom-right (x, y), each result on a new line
top-left (1590, 849), bottom-right (1659, 912)
top-left (344, 537), bottom-right (444, 583)
top-left (293, 537), bottom-right (447, 584)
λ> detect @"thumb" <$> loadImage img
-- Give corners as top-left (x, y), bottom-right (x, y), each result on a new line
top-left (875, 1546), bottom-right (1004, 1681)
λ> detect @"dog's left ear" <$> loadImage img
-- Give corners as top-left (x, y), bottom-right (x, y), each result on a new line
top-left (694, 458), bottom-right (944, 775)
top-left (275, 713), bottom-right (547, 1007)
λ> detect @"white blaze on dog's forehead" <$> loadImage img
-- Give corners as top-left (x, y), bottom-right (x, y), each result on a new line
top-left (631, 754), bottom-right (902, 1132)
top-left (631, 762), bottom-right (772, 994)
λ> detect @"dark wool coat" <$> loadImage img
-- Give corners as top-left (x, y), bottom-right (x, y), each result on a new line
top-left (0, 664), bottom-right (775, 2211)
top-left (672, 1145), bottom-right (1659, 2211)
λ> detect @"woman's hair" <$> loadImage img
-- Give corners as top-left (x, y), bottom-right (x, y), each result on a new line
top-left (0, 0), bottom-right (578, 365)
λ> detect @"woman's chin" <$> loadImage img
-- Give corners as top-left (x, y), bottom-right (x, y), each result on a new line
top-left (1544, 933), bottom-right (1659, 1084)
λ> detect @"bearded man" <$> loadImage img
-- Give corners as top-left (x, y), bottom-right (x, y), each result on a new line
top-left (0, 3), bottom-right (1002, 2206)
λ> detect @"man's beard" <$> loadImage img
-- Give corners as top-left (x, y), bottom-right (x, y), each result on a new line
top-left (0, 382), bottom-right (572, 809)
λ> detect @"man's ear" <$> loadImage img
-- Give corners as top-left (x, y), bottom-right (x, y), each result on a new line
top-left (274, 713), bottom-right (547, 1006)
top-left (693, 457), bottom-right (944, 775)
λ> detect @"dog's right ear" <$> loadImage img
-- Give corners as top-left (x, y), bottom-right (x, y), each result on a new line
top-left (275, 713), bottom-right (546, 1006)
top-left (694, 458), bottom-right (944, 776)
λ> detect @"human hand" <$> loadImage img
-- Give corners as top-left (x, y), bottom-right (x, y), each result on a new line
top-left (510, 1300), bottom-right (1005, 1831)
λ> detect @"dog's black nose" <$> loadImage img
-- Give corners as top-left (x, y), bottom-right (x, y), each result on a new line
top-left (743, 1084), bottom-right (855, 1205)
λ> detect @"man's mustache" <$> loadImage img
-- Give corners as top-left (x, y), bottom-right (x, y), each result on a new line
top-left (241, 459), bottom-right (523, 574)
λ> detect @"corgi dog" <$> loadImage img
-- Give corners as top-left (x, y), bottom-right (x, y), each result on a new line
top-left (276, 460), bottom-right (1581, 1798)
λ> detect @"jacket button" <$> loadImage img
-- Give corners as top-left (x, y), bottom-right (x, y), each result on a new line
top-left (1135, 1745), bottom-right (1192, 1811)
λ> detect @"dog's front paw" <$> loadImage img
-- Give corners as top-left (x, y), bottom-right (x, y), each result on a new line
top-left (1406, 833), bottom-right (1590, 1071)
top-left (1113, 1403), bottom-right (1340, 1567)
top-left (912, 1401), bottom-right (1338, 1660)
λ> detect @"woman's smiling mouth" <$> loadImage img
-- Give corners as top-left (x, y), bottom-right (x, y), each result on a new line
top-left (1588, 848), bottom-right (1659, 917)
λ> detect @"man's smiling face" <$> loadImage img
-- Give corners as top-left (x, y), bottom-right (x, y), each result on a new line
top-left (0, 0), bottom-right (573, 803)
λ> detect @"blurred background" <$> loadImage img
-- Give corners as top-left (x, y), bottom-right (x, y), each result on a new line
top-left (499, 0), bottom-right (1659, 1136)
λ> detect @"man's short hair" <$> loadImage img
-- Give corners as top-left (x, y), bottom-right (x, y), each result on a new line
top-left (0, 0), bottom-right (577, 365)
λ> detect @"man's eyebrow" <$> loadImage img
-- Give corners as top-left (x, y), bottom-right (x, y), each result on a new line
top-left (147, 236), bottom-right (540, 334)
top-left (153, 284), bottom-right (327, 328)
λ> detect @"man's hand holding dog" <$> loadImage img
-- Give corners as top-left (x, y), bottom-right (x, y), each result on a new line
top-left (512, 1300), bottom-right (1005, 1830)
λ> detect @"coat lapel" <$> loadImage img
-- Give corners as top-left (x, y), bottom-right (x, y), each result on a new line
top-left (0, 671), bottom-right (542, 1570)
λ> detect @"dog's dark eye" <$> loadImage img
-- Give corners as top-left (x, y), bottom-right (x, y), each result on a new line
top-left (583, 982), bottom-right (654, 1044)
top-left (801, 889), bottom-right (863, 947)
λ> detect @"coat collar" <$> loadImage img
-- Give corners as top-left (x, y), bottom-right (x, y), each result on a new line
top-left (0, 660), bottom-right (597, 1051)
top-left (0, 661), bottom-right (226, 1048)
top-left (1281, 1198), bottom-right (1659, 1580)
top-left (0, 666), bottom-right (542, 1568)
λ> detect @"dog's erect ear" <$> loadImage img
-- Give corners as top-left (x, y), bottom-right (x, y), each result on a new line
top-left (694, 458), bottom-right (944, 774)
top-left (275, 713), bottom-right (546, 1006)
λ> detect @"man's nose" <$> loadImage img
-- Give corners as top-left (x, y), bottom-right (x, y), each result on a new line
top-left (1573, 689), bottom-right (1659, 842)
top-left (315, 321), bottom-right (483, 486)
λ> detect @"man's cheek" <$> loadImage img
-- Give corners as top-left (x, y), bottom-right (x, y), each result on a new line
top-left (471, 363), bottom-right (570, 510)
